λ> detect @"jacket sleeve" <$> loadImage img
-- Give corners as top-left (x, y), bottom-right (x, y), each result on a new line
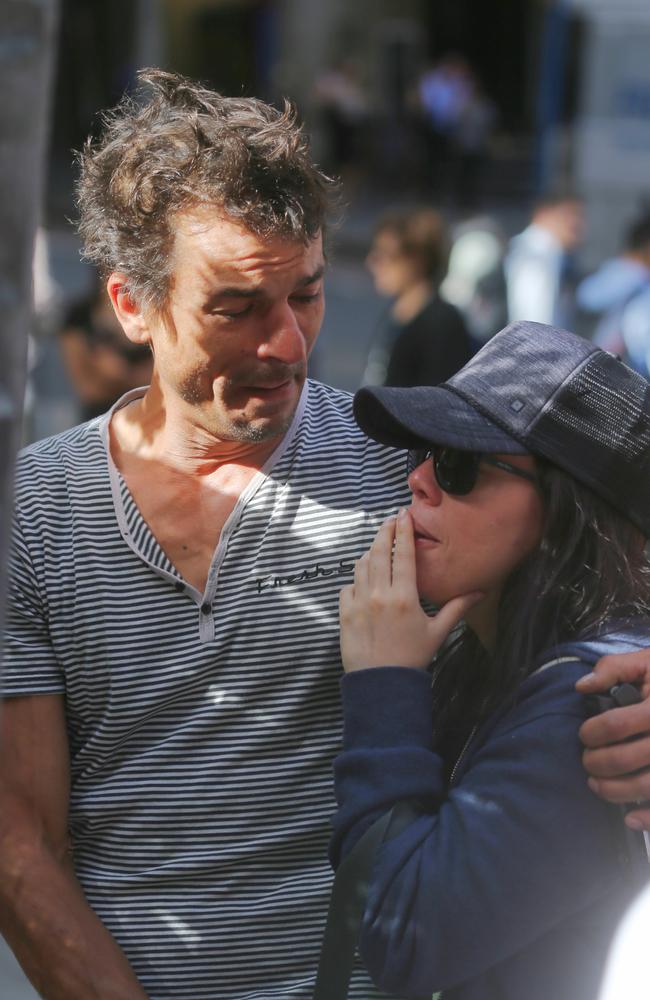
top-left (331, 665), bottom-right (628, 997)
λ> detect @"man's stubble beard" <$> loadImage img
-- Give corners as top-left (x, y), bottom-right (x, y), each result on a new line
top-left (177, 366), bottom-right (304, 443)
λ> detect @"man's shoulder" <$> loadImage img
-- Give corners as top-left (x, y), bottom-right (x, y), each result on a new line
top-left (303, 378), bottom-right (354, 418)
top-left (297, 380), bottom-right (409, 500)
top-left (15, 418), bottom-right (106, 497)
top-left (303, 379), bottom-right (402, 455)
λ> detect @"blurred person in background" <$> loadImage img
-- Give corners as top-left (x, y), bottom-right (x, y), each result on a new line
top-left (453, 77), bottom-right (497, 211)
top-left (417, 53), bottom-right (472, 200)
top-left (505, 193), bottom-right (584, 329)
top-left (28, 228), bottom-right (65, 439)
top-left (311, 58), bottom-right (369, 190)
top-left (441, 214), bottom-right (508, 347)
top-left (577, 209), bottom-right (650, 378)
top-left (59, 274), bottom-right (153, 420)
top-left (362, 207), bottom-right (473, 387)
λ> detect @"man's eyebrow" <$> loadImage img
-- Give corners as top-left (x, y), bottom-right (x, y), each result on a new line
top-left (209, 286), bottom-right (260, 300)
top-left (296, 264), bottom-right (326, 287)
top-left (204, 265), bottom-right (326, 310)
top-left (203, 286), bottom-right (259, 311)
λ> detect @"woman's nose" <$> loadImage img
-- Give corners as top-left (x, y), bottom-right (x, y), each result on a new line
top-left (408, 459), bottom-right (444, 506)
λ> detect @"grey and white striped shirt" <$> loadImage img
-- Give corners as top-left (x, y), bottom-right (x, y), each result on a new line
top-left (3, 379), bottom-right (409, 999)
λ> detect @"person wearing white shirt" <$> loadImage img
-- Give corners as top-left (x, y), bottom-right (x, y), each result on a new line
top-left (505, 194), bottom-right (584, 329)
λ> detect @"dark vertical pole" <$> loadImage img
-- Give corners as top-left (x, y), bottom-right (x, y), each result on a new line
top-left (0, 0), bottom-right (59, 664)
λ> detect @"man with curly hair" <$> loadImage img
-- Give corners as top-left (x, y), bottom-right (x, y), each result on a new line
top-left (0, 70), bottom-right (409, 999)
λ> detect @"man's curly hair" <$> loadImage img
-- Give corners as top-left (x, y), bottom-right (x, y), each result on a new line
top-left (76, 69), bottom-right (337, 311)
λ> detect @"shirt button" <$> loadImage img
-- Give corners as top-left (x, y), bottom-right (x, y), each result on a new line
top-left (200, 603), bottom-right (211, 614)
top-left (175, 581), bottom-right (185, 592)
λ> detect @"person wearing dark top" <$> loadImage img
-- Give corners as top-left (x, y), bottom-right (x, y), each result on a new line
top-left (363, 207), bottom-right (473, 387)
top-left (59, 277), bottom-right (153, 420)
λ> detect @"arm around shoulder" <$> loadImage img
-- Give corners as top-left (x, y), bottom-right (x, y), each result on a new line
top-left (577, 648), bottom-right (650, 829)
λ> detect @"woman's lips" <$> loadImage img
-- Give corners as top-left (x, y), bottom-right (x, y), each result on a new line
top-left (412, 521), bottom-right (440, 544)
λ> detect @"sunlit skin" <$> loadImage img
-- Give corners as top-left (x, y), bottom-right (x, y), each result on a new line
top-left (107, 206), bottom-right (326, 471)
top-left (407, 453), bottom-right (543, 649)
top-left (104, 208), bottom-right (326, 594)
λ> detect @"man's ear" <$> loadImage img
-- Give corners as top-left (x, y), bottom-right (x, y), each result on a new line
top-left (106, 273), bottom-right (151, 344)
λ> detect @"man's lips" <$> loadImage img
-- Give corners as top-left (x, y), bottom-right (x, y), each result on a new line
top-left (252, 378), bottom-right (293, 389)
top-left (242, 380), bottom-right (296, 399)
top-left (231, 367), bottom-right (303, 393)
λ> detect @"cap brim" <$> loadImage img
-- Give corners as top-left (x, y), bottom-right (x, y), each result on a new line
top-left (353, 385), bottom-right (528, 454)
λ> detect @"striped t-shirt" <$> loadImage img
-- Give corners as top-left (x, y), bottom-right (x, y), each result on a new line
top-left (3, 379), bottom-right (410, 1000)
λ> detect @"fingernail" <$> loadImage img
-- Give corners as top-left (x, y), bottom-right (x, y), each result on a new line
top-left (587, 777), bottom-right (599, 794)
top-left (575, 672), bottom-right (595, 689)
top-left (626, 816), bottom-right (643, 830)
top-left (397, 507), bottom-right (408, 519)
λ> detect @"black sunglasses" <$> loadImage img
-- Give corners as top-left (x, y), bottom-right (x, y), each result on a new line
top-left (407, 446), bottom-right (537, 496)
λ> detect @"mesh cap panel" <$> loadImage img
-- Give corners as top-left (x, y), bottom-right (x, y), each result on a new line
top-left (446, 321), bottom-right (597, 441)
top-left (528, 353), bottom-right (650, 534)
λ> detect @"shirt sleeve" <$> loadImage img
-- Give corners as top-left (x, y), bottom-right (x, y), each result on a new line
top-left (331, 665), bottom-right (630, 997)
top-left (1, 504), bottom-right (65, 696)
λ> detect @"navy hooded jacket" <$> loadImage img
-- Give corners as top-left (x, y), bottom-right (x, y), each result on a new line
top-left (330, 630), bottom-right (649, 1000)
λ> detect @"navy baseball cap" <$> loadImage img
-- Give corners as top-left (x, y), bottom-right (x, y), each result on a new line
top-left (354, 320), bottom-right (650, 536)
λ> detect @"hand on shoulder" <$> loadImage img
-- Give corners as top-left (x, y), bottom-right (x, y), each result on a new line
top-left (576, 649), bottom-right (650, 831)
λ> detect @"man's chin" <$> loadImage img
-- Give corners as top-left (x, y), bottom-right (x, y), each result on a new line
top-left (222, 392), bottom-right (302, 443)
top-left (227, 410), bottom-right (295, 443)
top-left (229, 380), bottom-right (303, 438)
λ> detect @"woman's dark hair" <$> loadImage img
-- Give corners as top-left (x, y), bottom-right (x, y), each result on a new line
top-left (431, 458), bottom-right (650, 742)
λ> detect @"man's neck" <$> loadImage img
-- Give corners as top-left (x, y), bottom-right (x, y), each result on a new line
top-left (109, 385), bottom-right (285, 479)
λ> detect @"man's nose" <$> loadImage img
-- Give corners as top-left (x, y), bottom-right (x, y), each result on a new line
top-left (257, 303), bottom-right (307, 365)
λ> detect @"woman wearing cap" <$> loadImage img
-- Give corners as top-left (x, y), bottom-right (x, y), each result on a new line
top-left (330, 320), bottom-right (650, 1000)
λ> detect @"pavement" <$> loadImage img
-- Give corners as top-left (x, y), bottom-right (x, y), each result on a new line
top-left (0, 937), bottom-right (39, 999)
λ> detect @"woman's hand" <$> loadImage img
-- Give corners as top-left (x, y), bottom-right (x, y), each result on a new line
top-left (339, 509), bottom-right (483, 672)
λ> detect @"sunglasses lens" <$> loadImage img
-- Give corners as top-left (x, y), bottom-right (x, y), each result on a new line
top-left (434, 448), bottom-right (479, 495)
